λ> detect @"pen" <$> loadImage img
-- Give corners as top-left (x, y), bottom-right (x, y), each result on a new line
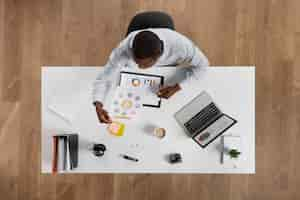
top-left (120, 154), bottom-right (139, 162)
top-left (220, 137), bottom-right (224, 164)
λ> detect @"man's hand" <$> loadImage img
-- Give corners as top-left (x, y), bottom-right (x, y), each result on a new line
top-left (94, 101), bottom-right (112, 124)
top-left (157, 84), bottom-right (181, 99)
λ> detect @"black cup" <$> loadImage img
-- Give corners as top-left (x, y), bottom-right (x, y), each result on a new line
top-left (92, 144), bottom-right (106, 157)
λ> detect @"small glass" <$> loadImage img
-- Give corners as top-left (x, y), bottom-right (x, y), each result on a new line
top-left (154, 127), bottom-right (166, 139)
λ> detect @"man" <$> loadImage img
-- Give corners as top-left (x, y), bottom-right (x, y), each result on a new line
top-left (93, 29), bottom-right (209, 124)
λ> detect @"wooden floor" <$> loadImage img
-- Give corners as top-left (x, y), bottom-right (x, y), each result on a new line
top-left (0, 0), bottom-right (300, 199)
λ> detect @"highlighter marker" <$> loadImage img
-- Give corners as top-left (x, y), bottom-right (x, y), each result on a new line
top-left (120, 154), bottom-right (139, 162)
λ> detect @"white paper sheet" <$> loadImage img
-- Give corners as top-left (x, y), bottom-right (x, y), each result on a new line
top-left (47, 78), bottom-right (92, 123)
top-left (109, 87), bottom-right (142, 119)
top-left (223, 135), bottom-right (242, 167)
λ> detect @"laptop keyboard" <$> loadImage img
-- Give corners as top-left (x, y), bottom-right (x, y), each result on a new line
top-left (184, 103), bottom-right (221, 134)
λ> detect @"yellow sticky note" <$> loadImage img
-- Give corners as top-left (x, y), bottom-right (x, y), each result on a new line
top-left (107, 121), bottom-right (125, 136)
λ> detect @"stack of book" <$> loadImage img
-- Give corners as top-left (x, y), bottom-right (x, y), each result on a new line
top-left (52, 134), bottom-right (78, 173)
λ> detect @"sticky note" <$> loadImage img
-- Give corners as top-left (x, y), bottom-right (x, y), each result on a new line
top-left (107, 121), bottom-right (125, 136)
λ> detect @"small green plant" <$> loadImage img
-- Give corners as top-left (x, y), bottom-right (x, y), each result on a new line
top-left (228, 149), bottom-right (241, 159)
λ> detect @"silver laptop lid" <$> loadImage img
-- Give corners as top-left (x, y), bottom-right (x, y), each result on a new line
top-left (174, 91), bottom-right (213, 128)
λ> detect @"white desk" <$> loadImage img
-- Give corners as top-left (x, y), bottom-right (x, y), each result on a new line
top-left (42, 66), bottom-right (255, 173)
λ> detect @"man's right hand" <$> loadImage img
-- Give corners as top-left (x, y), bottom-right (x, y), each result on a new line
top-left (94, 101), bottom-right (112, 124)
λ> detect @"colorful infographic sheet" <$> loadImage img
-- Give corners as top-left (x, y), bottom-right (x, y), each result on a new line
top-left (109, 87), bottom-right (142, 119)
top-left (119, 72), bottom-right (164, 107)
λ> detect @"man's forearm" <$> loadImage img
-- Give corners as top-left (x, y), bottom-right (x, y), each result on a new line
top-left (191, 46), bottom-right (209, 67)
top-left (92, 58), bottom-right (122, 105)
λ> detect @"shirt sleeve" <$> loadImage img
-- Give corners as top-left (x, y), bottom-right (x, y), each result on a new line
top-left (92, 59), bottom-right (120, 104)
top-left (92, 37), bottom-right (131, 104)
top-left (177, 37), bottom-right (210, 90)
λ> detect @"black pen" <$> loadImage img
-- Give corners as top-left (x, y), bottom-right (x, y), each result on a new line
top-left (120, 154), bottom-right (139, 162)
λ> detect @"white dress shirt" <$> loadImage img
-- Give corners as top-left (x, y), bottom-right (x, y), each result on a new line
top-left (93, 28), bottom-right (209, 104)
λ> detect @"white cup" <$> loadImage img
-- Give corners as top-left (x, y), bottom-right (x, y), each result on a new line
top-left (154, 127), bottom-right (166, 139)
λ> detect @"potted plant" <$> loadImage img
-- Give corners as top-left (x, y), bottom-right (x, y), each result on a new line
top-left (228, 149), bottom-right (241, 159)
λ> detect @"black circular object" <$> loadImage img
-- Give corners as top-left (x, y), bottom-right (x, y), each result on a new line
top-left (169, 153), bottom-right (182, 164)
top-left (92, 144), bottom-right (106, 157)
top-left (94, 150), bottom-right (104, 157)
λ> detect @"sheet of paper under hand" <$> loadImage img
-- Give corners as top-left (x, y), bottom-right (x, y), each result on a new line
top-left (109, 87), bottom-right (142, 119)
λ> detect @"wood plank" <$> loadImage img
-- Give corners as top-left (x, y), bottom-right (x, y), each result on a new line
top-left (0, 0), bottom-right (300, 199)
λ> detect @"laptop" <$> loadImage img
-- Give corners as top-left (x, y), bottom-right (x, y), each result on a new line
top-left (174, 91), bottom-right (237, 148)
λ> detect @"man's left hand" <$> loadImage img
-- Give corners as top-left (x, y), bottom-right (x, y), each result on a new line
top-left (157, 84), bottom-right (181, 99)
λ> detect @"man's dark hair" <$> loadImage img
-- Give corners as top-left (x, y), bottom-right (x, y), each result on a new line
top-left (132, 31), bottom-right (163, 59)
